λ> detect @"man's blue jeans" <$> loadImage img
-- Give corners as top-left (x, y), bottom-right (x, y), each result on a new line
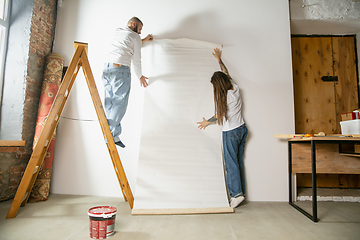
top-left (102, 63), bottom-right (131, 142)
top-left (222, 124), bottom-right (248, 198)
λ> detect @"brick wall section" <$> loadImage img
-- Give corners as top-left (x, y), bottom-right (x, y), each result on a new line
top-left (0, 146), bottom-right (25, 153)
top-left (9, 165), bottom-right (27, 194)
top-left (22, 0), bottom-right (57, 154)
top-left (0, 145), bottom-right (28, 158)
top-left (0, 146), bottom-right (27, 201)
top-left (0, 0), bottom-right (57, 202)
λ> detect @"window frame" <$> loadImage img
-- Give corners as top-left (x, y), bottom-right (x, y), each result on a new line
top-left (0, 0), bottom-right (11, 107)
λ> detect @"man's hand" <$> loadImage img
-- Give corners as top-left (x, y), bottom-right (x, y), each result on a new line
top-left (197, 118), bottom-right (211, 130)
top-left (142, 34), bottom-right (153, 42)
top-left (140, 75), bottom-right (148, 88)
top-left (212, 48), bottom-right (222, 61)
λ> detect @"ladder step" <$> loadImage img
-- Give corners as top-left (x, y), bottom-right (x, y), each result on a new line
top-left (21, 192), bottom-right (28, 204)
top-left (33, 166), bottom-right (39, 175)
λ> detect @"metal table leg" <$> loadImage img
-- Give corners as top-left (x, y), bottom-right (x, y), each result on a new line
top-left (289, 140), bottom-right (318, 222)
top-left (311, 140), bottom-right (318, 222)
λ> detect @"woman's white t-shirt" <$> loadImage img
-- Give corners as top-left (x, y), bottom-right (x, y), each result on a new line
top-left (222, 81), bottom-right (245, 132)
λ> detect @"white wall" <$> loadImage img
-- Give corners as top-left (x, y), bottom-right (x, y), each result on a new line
top-left (51, 0), bottom-right (294, 201)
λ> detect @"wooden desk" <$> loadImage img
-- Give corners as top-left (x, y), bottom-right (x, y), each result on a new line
top-left (288, 136), bottom-right (360, 222)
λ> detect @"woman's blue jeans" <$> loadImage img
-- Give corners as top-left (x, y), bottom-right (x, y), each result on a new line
top-left (102, 63), bottom-right (131, 142)
top-left (222, 124), bottom-right (248, 198)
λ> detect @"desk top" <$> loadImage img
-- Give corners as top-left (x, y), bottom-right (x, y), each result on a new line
top-left (275, 134), bottom-right (360, 141)
top-left (288, 136), bottom-right (360, 142)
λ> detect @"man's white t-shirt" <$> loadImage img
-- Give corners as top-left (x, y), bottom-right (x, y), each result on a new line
top-left (107, 27), bottom-right (142, 79)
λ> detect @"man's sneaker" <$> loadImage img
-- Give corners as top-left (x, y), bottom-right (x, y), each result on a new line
top-left (230, 196), bottom-right (245, 208)
top-left (115, 140), bottom-right (125, 148)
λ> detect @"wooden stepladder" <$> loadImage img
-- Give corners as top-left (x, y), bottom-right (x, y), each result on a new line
top-left (6, 42), bottom-right (134, 218)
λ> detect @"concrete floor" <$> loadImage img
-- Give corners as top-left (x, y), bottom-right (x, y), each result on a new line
top-left (1, 194), bottom-right (359, 240)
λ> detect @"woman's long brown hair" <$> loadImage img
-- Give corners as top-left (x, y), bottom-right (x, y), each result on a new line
top-left (211, 71), bottom-right (232, 125)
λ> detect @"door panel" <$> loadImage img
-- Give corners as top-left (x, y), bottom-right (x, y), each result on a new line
top-left (333, 37), bottom-right (359, 132)
top-left (292, 37), bottom-right (336, 134)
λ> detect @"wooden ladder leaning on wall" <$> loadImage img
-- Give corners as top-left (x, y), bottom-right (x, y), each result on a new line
top-left (6, 42), bottom-right (134, 219)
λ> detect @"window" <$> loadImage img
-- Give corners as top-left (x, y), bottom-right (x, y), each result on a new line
top-left (0, 0), bottom-right (11, 105)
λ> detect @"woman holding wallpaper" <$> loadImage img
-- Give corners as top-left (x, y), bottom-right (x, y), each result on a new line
top-left (197, 48), bottom-right (248, 209)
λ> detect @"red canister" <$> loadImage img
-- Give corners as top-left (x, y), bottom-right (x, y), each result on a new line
top-left (88, 206), bottom-right (117, 239)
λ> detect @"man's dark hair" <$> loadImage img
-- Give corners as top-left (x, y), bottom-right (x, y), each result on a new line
top-left (127, 17), bottom-right (143, 27)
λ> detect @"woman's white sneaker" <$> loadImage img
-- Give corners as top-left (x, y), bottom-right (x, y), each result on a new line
top-left (230, 196), bottom-right (245, 208)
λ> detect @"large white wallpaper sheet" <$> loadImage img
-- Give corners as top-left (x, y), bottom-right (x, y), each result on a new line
top-left (133, 39), bottom-right (230, 211)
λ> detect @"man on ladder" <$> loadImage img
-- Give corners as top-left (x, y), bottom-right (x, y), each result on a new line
top-left (102, 16), bottom-right (153, 148)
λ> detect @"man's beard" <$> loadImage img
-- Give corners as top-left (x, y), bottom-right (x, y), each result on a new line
top-left (133, 24), bottom-right (138, 33)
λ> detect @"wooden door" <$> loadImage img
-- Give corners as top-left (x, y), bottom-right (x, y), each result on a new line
top-left (291, 35), bottom-right (359, 189)
top-left (292, 36), bottom-right (358, 134)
